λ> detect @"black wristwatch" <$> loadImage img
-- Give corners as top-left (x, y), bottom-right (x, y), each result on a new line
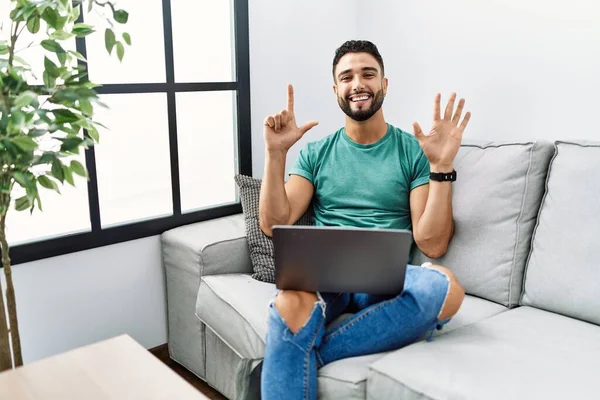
top-left (430, 170), bottom-right (457, 182)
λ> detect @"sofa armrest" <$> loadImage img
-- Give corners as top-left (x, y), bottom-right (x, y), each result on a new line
top-left (161, 213), bottom-right (252, 377)
top-left (161, 213), bottom-right (253, 278)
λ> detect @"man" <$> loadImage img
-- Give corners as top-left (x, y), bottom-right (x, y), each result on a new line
top-left (258, 40), bottom-right (470, 400)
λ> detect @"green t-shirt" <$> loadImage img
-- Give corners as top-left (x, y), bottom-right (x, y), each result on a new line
top-left (289, 124), bottom-right (430, 231)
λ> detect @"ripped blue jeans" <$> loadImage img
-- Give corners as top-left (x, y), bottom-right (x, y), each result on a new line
top-left (261, 264), bottom-right (452, 400)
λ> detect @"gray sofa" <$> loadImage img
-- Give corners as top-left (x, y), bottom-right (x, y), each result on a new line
top-left (161, 139), bottom-right (600, 399)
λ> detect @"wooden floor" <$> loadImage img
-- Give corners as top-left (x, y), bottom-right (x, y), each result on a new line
top-left (150, 344), bottom-right (227, 400)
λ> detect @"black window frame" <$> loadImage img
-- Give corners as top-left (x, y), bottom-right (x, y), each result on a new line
top-left (10, 0), bottom-right (251, 265)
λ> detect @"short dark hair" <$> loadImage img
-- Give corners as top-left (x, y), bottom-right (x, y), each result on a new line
top-left (332, 40), bottom-right (385, 81)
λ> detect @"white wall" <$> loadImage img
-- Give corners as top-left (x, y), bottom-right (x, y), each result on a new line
top-left (357, 0), bottom-right (600, 143)
top-left (249, 0), bottom-right (358, 178)
top-left (3, 236), bottom-right (167, 363)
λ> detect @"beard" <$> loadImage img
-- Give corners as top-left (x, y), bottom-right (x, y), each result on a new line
top-left (338, 88), bottom-right (385, 122)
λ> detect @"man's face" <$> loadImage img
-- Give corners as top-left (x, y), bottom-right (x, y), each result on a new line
top-left (333, 52), bottom-right (388, 122)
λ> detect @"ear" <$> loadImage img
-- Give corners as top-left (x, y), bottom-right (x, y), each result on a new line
top-left (333, 84), bottom-right (338, 96)
top-left (382, 77), bottom-right (389, 95)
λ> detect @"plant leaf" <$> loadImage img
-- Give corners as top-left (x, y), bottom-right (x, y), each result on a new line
top-left (53, 109), bottom-right (79, 123)
top-left (72, 3), bottom-right (81, 22)
top-left (28, 128), bottom-right (47, 138)
top-left (27, 15), bottom-right (41, 34)
top-left (56, 15), bottom-right (68, 30)
top-left (33, 151), bottom-right (56, 166)
top-left (113, 9), bottom-right (129, 24)
top-left (86, 125), bottom-right (99, 142)
top-left (116, 42), bottom-right (124, 61)
top-left (50, 29), bottom-right (73, 41)
top-left (13, 171), bottom-right (28, 187)
top-left (105, 28), bottom-right (116, 54)
top-left (41, 8), bottom-right (59, 29)
top-left (62, 165), bottom-right (75, 186)
top-left (12, 136), bottom-right (37, 151)
top-left (68, 50), bottom-right (87, 62)
top-left (59, 137), bottom-right (83, 152)
top-left (38, 175), bottom-right (60, 193)
top-left (15, 196), bottom-right (31, 212)
top-left (51, 159), bottom-right (65, 183)
top-left (79, 98), bottom-right (93, 115)
top-left (41, 39), bottom-right (66, 53)
top-left (43, 71), bottom-right (57, 88)
top-left (14, 91), bottom-right (38, 108)
top-left (57, 51), bottom-right (67, 66)
top-left (72, 23), bottom-right (94, 37)
top-left (122, 32), bottom-right (131, 45)
top-left (9, 112), bottom-right (26, 133)
top-left (70, 160), bottom-right (88, 178)
top-left (44, 56), bottom-right (61, 77)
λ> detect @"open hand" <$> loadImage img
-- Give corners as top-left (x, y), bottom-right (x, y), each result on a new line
top-left (264, 84), bottom-right (319, 153)
top-left (413, 93), bottom-right (471, 170)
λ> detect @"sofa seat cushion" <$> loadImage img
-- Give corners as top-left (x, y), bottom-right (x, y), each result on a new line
top-left (367, 306), bottom-right (600, 400)
top-left (196, 274), bottom-right (507, 398)
top-left (432, 294), bottom-right (506, 337)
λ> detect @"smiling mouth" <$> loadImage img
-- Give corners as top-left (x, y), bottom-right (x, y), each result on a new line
top-left (348, 93), bottom-right (372, 103)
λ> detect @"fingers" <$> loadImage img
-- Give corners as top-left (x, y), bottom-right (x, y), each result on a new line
top-left (280, 109), bottom-right (289, 121)
top-left (274, 113), bottom-right (281, 131)
top-left (299, 120), bottom-right (319, 135)
top-left (265, 110), bottom-right (291, 132)
top-left (433, 93), bottom-right (441, 121)
top-left (459, 111), bottom-right (472, 131)
top-left (287, 84), bottom-right (294, 113)
top-left (452, 98), bottom-right (465, 124)
top-left (264, 115), bottom-right (275, 128)
top-left (444, 93), bottom-right (457, 120)
top-left (413, 122), bottom-right (425, 140)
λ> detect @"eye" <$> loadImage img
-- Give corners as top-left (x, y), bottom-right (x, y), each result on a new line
top-left (340, 76), bottom-right (350, 82)
top-left (364, 73), bottom-right (375, 78)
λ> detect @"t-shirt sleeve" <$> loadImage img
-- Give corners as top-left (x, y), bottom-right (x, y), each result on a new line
top-left (410, 147), bottom-right (430, 190)
top-left (289, 144), bottom-right (314, 184)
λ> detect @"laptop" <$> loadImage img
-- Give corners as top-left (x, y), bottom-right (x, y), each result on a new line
top-left (272, 225), bottom-right (414, 295)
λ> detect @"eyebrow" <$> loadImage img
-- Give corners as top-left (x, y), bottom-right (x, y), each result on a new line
top-left (337, 66), bottom-right (379, 79)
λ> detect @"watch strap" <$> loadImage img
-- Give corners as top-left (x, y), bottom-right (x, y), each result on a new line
top-left (430, 170), bottom-right (457, 182)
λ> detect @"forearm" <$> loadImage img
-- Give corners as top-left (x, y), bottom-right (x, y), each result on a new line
top-left (259, 150), bottom-right (290, 236)
top-left (415, 167), bottom-right (454, 258)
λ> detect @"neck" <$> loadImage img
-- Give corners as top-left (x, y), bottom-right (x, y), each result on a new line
top-left (344, 109), bottom-right (388, 144)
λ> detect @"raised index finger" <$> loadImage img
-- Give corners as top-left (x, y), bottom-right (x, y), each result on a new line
top-left (287, 84), bottom-right (294, 113)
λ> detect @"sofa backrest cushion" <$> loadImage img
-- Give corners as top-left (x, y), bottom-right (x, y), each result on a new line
top-left (234, 174), bottom-right (313, 283)
top-left (412, 140), bottom-right (554, 307)
top-left (521, 141), bottom-right (600, 325)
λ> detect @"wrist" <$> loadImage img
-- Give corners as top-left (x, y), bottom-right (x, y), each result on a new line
top-left (265, 149), bottom-right (288, 166)
top-left (430, 163), bottom-right (454, 173)
top-left (266, 148), bottom-right (288, 158)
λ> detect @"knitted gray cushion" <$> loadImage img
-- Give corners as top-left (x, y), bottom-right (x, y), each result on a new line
top-left (234, 174), bottom-right (313, 283)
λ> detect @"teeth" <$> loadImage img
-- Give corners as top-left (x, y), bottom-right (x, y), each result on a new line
top-left (351, 96), bottom-right (369, 102)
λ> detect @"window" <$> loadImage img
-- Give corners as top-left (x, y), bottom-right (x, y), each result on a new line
top-left (9, 0), bottom-right (251, 264)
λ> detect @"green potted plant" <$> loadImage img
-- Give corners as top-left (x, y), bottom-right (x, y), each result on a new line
top-left (0, 0), bottom-right (130, 371)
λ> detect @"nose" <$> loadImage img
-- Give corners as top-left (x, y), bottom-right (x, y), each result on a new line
top-left (351, 75), bottom-right (365, 92)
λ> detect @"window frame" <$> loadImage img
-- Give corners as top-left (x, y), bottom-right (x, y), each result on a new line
top-left (11, 0), bottom-right (251, 265)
